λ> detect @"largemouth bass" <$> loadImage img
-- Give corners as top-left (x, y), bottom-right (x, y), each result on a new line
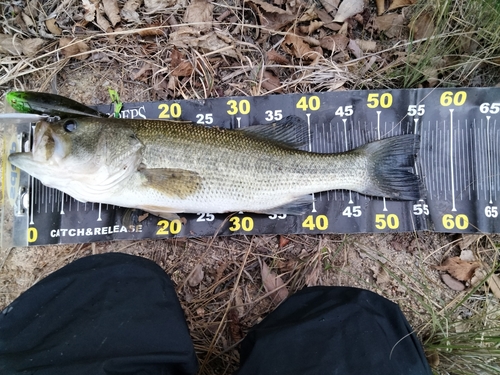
top-left (8, 116), bottom-right (420, 218)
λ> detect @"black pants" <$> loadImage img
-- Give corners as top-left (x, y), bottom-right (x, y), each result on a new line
top-left (0, 253), bottom-right (432, 375)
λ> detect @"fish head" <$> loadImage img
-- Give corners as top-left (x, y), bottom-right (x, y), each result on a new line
top-left (8, 117), bottom-right (144, 200)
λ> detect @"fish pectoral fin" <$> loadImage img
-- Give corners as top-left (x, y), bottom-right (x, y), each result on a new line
top-left (140, 168), bottom-right (201, 199)
top-left (238, 115), bottom-right (308, 149)
top-left (258, 195), bottom-right (313, 215)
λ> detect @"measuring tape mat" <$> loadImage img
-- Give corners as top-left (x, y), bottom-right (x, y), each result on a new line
top-left (4, 87), bottom-right (500, 246)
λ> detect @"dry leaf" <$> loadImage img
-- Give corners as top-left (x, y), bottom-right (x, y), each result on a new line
top-left (316, 9), bottom-right (341, 31)
top-left (278, 235), bottom-right (290, 248)
top-left (441, 273), bottom-right (465, 291)
top-left (260, 259), bottom-right (289, 305)
top-left (121, 0), bottom-right (142, 22)
top-left (487, 273), bottom-right (500, 299)
top-left (305, 20), bottom-right (324, 34)
top-left (0, 35), bottom-right (23, 55)
top-left (320, 34), bottom-right (349, 52)
top-left (137, 26), bottom-right (164, 36)
top-left (319, 0), bottom-right (340, 14)
top-left (245, 0), bottom-right (296, 30)
top-left (356, 39), bottom-right (377, 52)
top-left (410, 11), bottom-right (434, 40)
top-left (0, 35), bottom-right (45, 56)
top-left (434, 257), bottom-right (480, 282)
top-left (144, 0), bottom-right (177, 12)
top-left (198, 32), bottom-right (238, 58)
top-left (375, 0), bottom-right (385, 15)
top-left (333, 0), bottom-right (365, 23)
top-left (59, 38), bottom-right (90, 60)
top-left (45, 18), bottom-right (62, 36)
top-left (170, 48), bottom-right (194, 76)
top-left (103, 0), bottom-right (121, 27)
top-left (82, 0), bottom-right (96, 22)
top-left (282, 34), bottom-right (316, 60)
top-left (388, 0), bottom-right (417, 12)
top-left (267, 49), bottom-right (290, 64)
top-left (20, 38), bottom-right (45, 57)
top-left (458, 234), bottom-right (484, 251)
top-left (187, 264), bottom-right (204, 287)
top-left (261, 70), bottom-right (282, 93)
top-left (348, 39), bottom-right (362, 58)
top-left (184, 0), bottom-right (213, 32)
top-left (373, 14), bottom-right (405, 38)
top-left (92, 0), bottom-right (112, 31)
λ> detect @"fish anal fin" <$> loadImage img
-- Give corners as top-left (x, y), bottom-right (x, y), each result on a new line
top-left (258, 195), bottom-right (313, 215)
top-left (140, 168), bottom-right (201, 199)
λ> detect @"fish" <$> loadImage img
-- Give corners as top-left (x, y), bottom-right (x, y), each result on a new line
top-left (8, 115), bottom-right (421, 218)
top-left (6, 91), bottom-right (106, 118)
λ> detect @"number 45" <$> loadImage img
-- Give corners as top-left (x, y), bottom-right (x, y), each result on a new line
top-left (407, 105), bottom-right (425, 116)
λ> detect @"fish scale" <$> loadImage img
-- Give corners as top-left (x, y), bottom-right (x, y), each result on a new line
top-left (8, 116), bottom-right (420, 217)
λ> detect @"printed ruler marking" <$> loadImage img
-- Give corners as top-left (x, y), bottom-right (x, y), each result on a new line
top-left (486, 116), bottom-right (493, 204)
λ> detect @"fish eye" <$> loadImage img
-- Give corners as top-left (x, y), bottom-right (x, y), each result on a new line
top-left (63, 120), bottom-right (78, 133)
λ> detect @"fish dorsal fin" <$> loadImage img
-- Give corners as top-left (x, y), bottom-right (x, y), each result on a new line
top-left (140, 168), bottom-right (201, 199)
top-left (238, 115), bottom-right (308, 149)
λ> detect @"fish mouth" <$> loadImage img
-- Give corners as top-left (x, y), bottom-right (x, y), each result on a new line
top-left (32, 121), bottom-right (67, 163)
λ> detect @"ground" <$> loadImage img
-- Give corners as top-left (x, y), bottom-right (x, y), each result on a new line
top-left (1, 0), bottom-right (500, 374)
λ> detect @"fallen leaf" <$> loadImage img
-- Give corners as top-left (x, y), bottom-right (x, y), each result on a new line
top-left (245, 0), bottom-right (296, 30)
top-left (434, 257), bottom-right (480, 281)
top-left (198, 32), bottom-right (238, 58)
top-left (487, 273), bottom-right (500, 299)
top-left (282, 34), bottom-right (316, 60)
top-left (228, 309), bottom-right (243, 342)
top-left (333, 0), bottom-right (365, 23)
top-left (319, 0), bottom-right (340, 14)
top-left (458, 234), bottom-right (484, 251)
top-left (92, 0), bottom-right (112, 31)
top-left (356, 39), bottom-right (377, 52)
top-left (45, 18), bottom-right (62, 36)
top-left (260, 259), bottom-right (289, 305)
top-left (0, 35), bottom-right (44, 56)
top-left (170, 48), bottom-right (194, 76)
top-left (266, 49), bottom-right (290, 64)
top-left (388, 0), bottom-right (417, 12)
top-left (59, 38), bottom-right (90, 60)
top-left (316, 8), bottom-right (342, 31)
top-left (320, 34), bottom-right (349, 52)
top-left (375, 0), bottom-right (385, 15)
top-left (304, 20), bottom-right (324, 34)
top-left (261, 70), bottom-right (282, 93)
top-left (20, 38), bottom-right (45, 57)
top-left (144, 0), bottom-right (177, 12)
top-left (184, 0), bottom-right (213, 32)
top-left (348, 39), bottom-right (362, 58)
top-left (103, 0), bottom-right (121, 26)
top-left (82, 0), bottom-right (96, 22)
top-left (137, 25), bottom-right (164, 36)
top-left (409, 11), bottom-right (434, 40)
top-left (187, 264), bottom-right (204, 287)
top-left (373, 14), bottom-right (405, 38)
top-left (441, 273), bottom-right (465, 291)
top-left (121, 0), bottom-right (142, 22)
top-left (278, 235), bottom-right (290, 248)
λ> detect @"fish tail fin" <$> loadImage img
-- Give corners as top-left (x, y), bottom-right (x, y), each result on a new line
top-left (361, 134), bottom-right (421, 200)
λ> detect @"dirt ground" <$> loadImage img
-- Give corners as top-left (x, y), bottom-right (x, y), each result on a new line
top-left (1, 0), bottom-right (500, 373)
